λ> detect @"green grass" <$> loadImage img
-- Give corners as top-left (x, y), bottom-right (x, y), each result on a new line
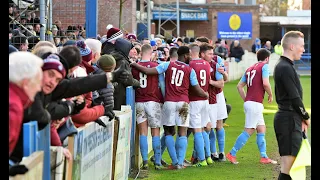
top-left (132, 76), bottom-right (311, 180)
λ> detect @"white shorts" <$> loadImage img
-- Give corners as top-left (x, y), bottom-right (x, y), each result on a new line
top-left (136, 101), bottom-right (162, 128)
top-left (216, 91), bottom-right (228, 120)
top-left (244, 101), bottom-right (265, 128)
top-left (208, 103), bottom-right (218, 128)
top-left (161, 101), bottom-right (190, 127)
top-left (189, 100), bottom-right (210, 129)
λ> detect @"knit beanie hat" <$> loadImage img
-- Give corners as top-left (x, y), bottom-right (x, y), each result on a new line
top-left (106, 27), bottom-right (123, 42)
top-left (42, 54), bottom-right (66, 77)
top-left (97, 54), bottom-right (116, 72)
top-left (127, 33), bottom-right (137, 40)
top-left (76, 40), bottom-right (93, 62)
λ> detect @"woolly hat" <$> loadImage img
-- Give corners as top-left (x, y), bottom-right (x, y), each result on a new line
top-left (97, 54), bottom-right (116, 72)
top-left (42, 54), bottom-right (66, 77)
top-left (106, 24), bottom-right (113, 31)
top-left (150, 40), bottom-right (157, 47)
top-left (76, 40), bottom-right (93, 62)
top-left (177, 46), bottom-right (190, 56)
top-left (127, 33), bottom-right (137, 40)
top-left (106, 27), bottom-right (123, 42)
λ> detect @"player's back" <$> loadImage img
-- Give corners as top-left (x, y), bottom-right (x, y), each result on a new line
top-left (189, 59), bottom-right (210, 101)
top-left (132, 61), bottom-right (162, 103)
top-left (244, 62), bottom-right (266, 103)
top-left (165, 61), bottom-right (192, 102)
top-left (208, 60), bottom-right (218, 104)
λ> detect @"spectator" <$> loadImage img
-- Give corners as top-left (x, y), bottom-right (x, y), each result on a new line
top-left (274, 41), bottom-right (283, 55)
top-left (264, 41), bottom-right (275, 53)
top-left (107, 38), bottom-right (140, 110)
top-left (230, 40), bottom-right (244, 63)
top-left (214, 40), bottom-right (228, 60)
top-left (251, 38), bottom-right (262, 53)
top-left (85, 38), bottom-right (102, 65)
top-left (11, 36), bottom-right (29, 51)
top-left (127, 33), bottom-right (137, 43)
top-left (9, 52), bottom-right (44, 155)
top-left (101, 27), bottom-right (124, 55)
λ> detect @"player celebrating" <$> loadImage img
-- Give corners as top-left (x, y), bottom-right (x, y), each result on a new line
top-left (199, 43), bottom-right (225, 163)
top-left (226, 48), bottom-right (277, 165)
top-left (187, 43), bottom-right (213, 167)
top-left (211, 54), bottom-right (228, 161)
top-left (131, 44), bottom-right (165, 170)
top-left (130, 46), bottom-right (208, 169)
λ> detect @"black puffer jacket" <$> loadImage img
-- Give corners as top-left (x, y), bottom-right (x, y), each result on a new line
top-left (102, 38), bottom-right (140, 110)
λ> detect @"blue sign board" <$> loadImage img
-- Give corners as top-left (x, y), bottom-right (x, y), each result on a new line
top-left (153, 10), bottom-right (208, 21)
top-left (217, 12), bottom-right (252, 39)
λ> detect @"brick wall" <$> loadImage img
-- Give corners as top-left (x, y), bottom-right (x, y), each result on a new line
top-left (52, 0), bottom-right (136, 36)
top-left (302, 0), bottom-right (311, 10)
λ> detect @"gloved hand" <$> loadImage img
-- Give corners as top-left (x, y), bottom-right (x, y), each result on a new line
top-left (71, 97), bottom-right (86, 115)
top-left (104, 108), bottom-right (115, 120)
top-left (9, 164), bottom-right (28, 176)
top-left (94, 118), bottom-right (107, 128)
top-left (111, 63), bottom-right (131, 84)
top-left (99, 84), bottom-right (114, 108)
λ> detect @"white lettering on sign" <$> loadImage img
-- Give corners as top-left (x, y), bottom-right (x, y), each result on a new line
top-left (180, 12), bottom-right (207, 20)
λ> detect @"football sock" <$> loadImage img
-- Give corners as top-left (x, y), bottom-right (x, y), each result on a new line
top-left (202, 131), bottom-right (211, 158)
top-left (165, 135), bottom-right (178, 165)
top-left (152, 136), bottom-right (161, 165)
top-left (192, 145), bottom-right (197, 158)
top-left (209, 129), bottom-right (217, 154)
top-left (160, 134), bottom-right (166, 155)
top-left (194, 132), bottom-right (205, 161)
top-left (257, 133), bottom-right (268, 158)
top-left (217, 128), bottom-right (225, 153)
top-left (230, 131), bottom-right (250, 156)
top-left (140, 135), bottom-right (148, 161)
top-left (177, 136), bottom-right (188, 165)
top-left (175, 135), bottom-right (180, 158)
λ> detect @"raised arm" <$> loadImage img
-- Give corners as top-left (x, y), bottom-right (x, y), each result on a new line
top-left (130, 62), bottom-right (159, 75)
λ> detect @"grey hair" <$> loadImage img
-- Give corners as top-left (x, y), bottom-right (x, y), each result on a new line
top-left (85, 38), bottom-right (102, 55)
top-left (33, 46), bottom-right (57, 58)
top-left (9, 52), bottom-right (44, 84)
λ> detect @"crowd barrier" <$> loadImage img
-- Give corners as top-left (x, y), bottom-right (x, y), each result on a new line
top-left (13, 86), bottom-right (140, 180)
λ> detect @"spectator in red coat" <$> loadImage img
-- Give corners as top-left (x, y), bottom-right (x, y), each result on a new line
top-left (9, 52), bottom-right (43, 156)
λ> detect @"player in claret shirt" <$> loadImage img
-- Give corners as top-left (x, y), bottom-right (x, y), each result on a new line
top-left (226, 48), bottom-right (277, 165)
top-left (130, 46), bottom-right (208, 170)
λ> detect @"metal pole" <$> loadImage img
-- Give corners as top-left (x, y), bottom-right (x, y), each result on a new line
top-left (158, 3), bottom-right (161, 35)
top-left (176, 0), bottom-right (180, 37)
top-left (147, 0), bottom-right (151, 39)
top-left (40, 0), bottom-right (46, 41)
top-left (49, 0), bottom-right (53, 42)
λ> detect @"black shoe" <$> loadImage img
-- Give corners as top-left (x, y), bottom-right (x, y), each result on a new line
top-left (218, 153), bottom-right (226, 162)
top-left (211, 154), bottom-right (219, 161)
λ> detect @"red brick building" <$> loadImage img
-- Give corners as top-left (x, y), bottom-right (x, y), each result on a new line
top-left (52, 0), bottom-right (137, 36)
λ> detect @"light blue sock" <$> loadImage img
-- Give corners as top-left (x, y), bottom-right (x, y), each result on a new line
top-left (152, 136), bottom-right (161, 165)
top-left (177, 136), bottom-right (188, 165)
top-left (160, 134), bottom-right (166, 155)
top-left (202, 131), bottom-right (211, 158)
top-left (165, 135), bottom-right (178, 165)
top-left (209, 129), bottom-right (217, 154)
top-left (216, 128), bottom-right (225, 153)
top-left (194, 132), bottom-right (205, 161)
top-left (175, 135), bottom-right (180, 158)
top-left (230, 131), bottom-right (250, 156)
top-left (140, 135), bottom-right (148, 161)
top-left (257, 133), bottom-right (268, 158)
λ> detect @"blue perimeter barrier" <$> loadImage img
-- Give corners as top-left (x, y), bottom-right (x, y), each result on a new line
top-left (23, 122), bottom-right (51, 180)
top-left (126, 86), bottom-right (136, 171)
